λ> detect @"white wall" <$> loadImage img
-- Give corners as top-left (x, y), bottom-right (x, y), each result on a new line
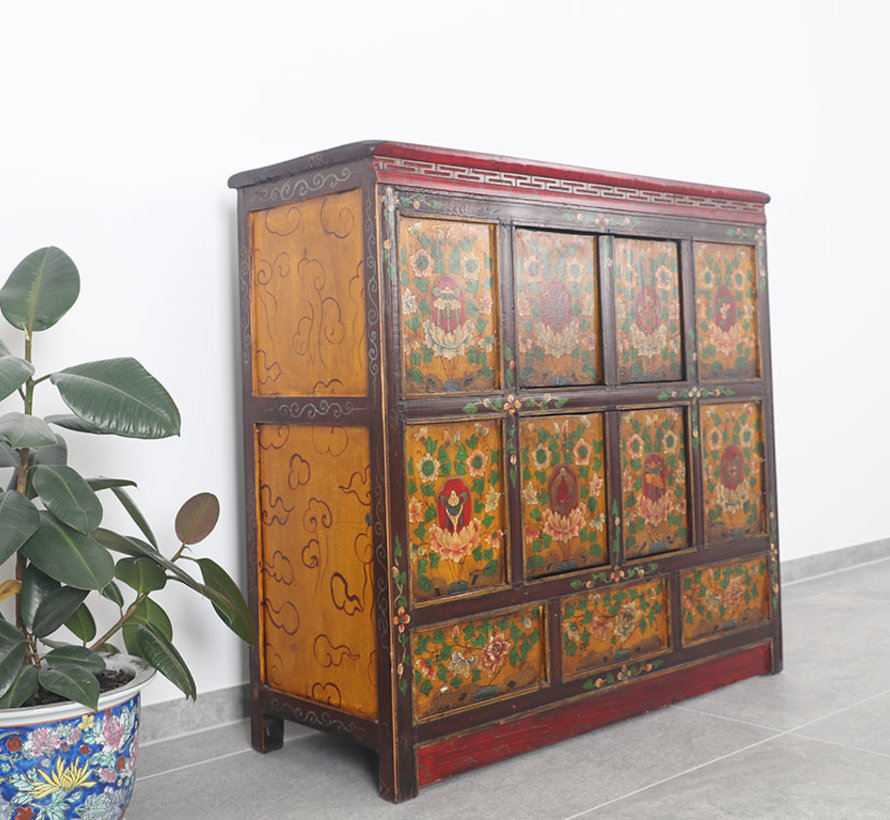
top-left (2, 0), bottom-right (888, 706)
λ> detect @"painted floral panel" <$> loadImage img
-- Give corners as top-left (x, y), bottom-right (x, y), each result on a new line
top-left (694, 242), bottom-right (760, 380)
top-left (406, 420), bottom-right (507, 602)
top-left (412, 605), bottom-right (545, 719)
top-left (621, 408), bottom-right (689, 558)
top-left (701, 402), bottom-right (765, 542)
top-left (398, 217), bottom-right (498, 395)
top-left (514, 230), bottom-right (601, 387)
top-left (520, 413), bottom-right (608, 577)
top-left (682, 557), bottom-right (770, 642)
top-left (614, 238), bottom-right (683, 383)
top-left (0, 697), bottom-right (140, 819)
top-left (562, 577), bottom-right (669, 678)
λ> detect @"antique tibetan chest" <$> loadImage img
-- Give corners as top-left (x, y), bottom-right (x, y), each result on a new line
top-left (229, 142), bottom-right (781, 801)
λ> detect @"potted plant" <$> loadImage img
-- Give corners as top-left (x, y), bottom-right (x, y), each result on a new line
top-left (0, 247), bottom-right (253, 818)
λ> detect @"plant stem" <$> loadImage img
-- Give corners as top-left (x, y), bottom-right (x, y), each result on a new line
top-left (14, 331), bottom-right (33, 631)
top-left (88, 593), bottom-right (148, 652)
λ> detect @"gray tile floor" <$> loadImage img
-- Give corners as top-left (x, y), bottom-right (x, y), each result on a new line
top-left (128, 558), bottom-right (890, 818)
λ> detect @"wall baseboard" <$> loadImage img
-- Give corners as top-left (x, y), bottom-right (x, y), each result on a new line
top-left (138, 537), bottom-right (890, 745)
top-left (781, 537), bottom-right (890, 584)
top-left (140, 683), bottom-right (250, 746)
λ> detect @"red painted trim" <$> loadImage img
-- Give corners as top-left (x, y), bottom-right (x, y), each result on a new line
top-left (371, 142), bottom-right (770, 206)
top-left (415, 643), bottom-right (771, 787)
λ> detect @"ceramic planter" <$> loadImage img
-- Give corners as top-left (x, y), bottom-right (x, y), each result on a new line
top-left (0, 655), bottom-right (154, 819)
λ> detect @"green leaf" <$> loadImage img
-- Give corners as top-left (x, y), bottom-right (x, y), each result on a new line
top-left (0, 620), bottom-right (28, 697)
top-left (109, 486), bottom-right (158, 547)
top-left (0, 664), bottom-right (39, 708)
top-left (115, 556), bottom-right (167, 594)
top-left (32, 464), bottom-right (103, 534)
top-left (51, 357), bottom-right (181, 439)
top-left (0, 246), bottom-right (80, 333)
top-left (92, 527), bottom-right (154, 557)
top-left (45, 414), bottom-right (112, 434)
top-left (0, 490), bottom-right (40, 564)
top-left (101, 579), bottom-right (125, 607)
top-left (175, 493), bottom-right (219, 545)
top-left (135, 623), bottom-right (196, 699)
top-left (46, 645), bottom-right (106, 674)
top-left (0, 354), bottom-right (33, 402)
top-left (86, 476), bottom-right (137, 491)
top-left (19, 564), bottom-right (59, 629)
top-left (31, 433), bottom-right (68, 466)
top-left (65, 603), bottom-right (97, 642)
top-left (0, 412), bottom-right (57, 447)
top-left (31, 585), bottom-right (88, 638)
top-left (197, 557), bottom-right (254, 645)
top-left (20, 511), bottom-right (115, 590)
top-left (95, 529), bottom-right (204, 592)
top-left (122, 599), bottom-right (174, 653)
top-left (38, 664), bottom-right (99, 710)
top-left (0, 441), bottom-right (16, 467)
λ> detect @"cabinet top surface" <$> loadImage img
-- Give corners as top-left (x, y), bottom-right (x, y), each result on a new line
top-left (228, 140), bottom-right (769, 212)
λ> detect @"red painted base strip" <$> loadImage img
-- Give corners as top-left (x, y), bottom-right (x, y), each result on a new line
top-left (416, 643), bottom-right (772, 787)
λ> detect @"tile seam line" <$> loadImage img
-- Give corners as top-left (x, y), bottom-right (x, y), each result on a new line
top-left (673, 704), bottom-right (783, 732)
top-left (137, 746), bottom-right (255, 781)
top-left (790, 731), bottom-right (890, 761)
top-left (136, 731), bottom-right (308, 781)
top-left (139, 716), bottom-right (249, 748)
top-left (561, 686), bottom-right (890, 818)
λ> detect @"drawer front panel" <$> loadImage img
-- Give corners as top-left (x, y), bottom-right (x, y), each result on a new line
top-left (682, 556), bottom-right (770, 643)
top-left (561, 576), bottom-right (669, 679)
top-left (412, 605), bottom-right (546, 720)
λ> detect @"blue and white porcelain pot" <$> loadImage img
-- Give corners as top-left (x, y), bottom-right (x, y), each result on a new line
top-left (0, 655), bottom-right (154, 820)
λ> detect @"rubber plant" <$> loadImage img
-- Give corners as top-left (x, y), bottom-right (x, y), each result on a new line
top-left (0, 246), bottom-right (253, 711)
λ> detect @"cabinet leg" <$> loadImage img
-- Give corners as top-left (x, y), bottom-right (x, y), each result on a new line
top-left (251, 707), bottom-right (284, 753)
top-left (376, 740), bottom-right (419, 802)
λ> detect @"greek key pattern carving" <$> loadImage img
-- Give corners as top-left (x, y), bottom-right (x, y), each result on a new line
top-left (374, 158), bottom-right (763, 216)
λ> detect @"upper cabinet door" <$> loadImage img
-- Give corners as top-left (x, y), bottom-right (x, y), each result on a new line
top-left (397, 216), bottom-right (500, 396)
top-left (514, 229), bottom-right (602, 388)
top-left (613, 238), bottom-right (683, 384)
top-left (694, 242), bottom-right (761, 381)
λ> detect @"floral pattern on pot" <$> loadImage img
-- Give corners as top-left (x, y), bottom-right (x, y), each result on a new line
top-left (701, 402), bottom-right (764, 542)
top-left (562, 577), bottom-right (669, 678)
top-left (0, 696), bottom-right (139, 820)
top-left (520, 413), bottom-right (607, 577)
top-left (682, 557), bottom-right (769, 643)
top-left (398, 217), bottom-right (498, 395)
top-left (614, 238), bottom-right (682, 383)
top-left (621, 408), bottom-right (689, 558)
top-left (514, 230), bottom-right (601, 387)
top-left (694, 242), bottom-right (760, 380)
top-left (412, 606), bottom-right (545, 719)
top-left (406, 420), bottom-right (506, 602)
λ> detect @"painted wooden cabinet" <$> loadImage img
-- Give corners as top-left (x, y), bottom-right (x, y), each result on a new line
top-left (229, 142), bottom-right (782, 802)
